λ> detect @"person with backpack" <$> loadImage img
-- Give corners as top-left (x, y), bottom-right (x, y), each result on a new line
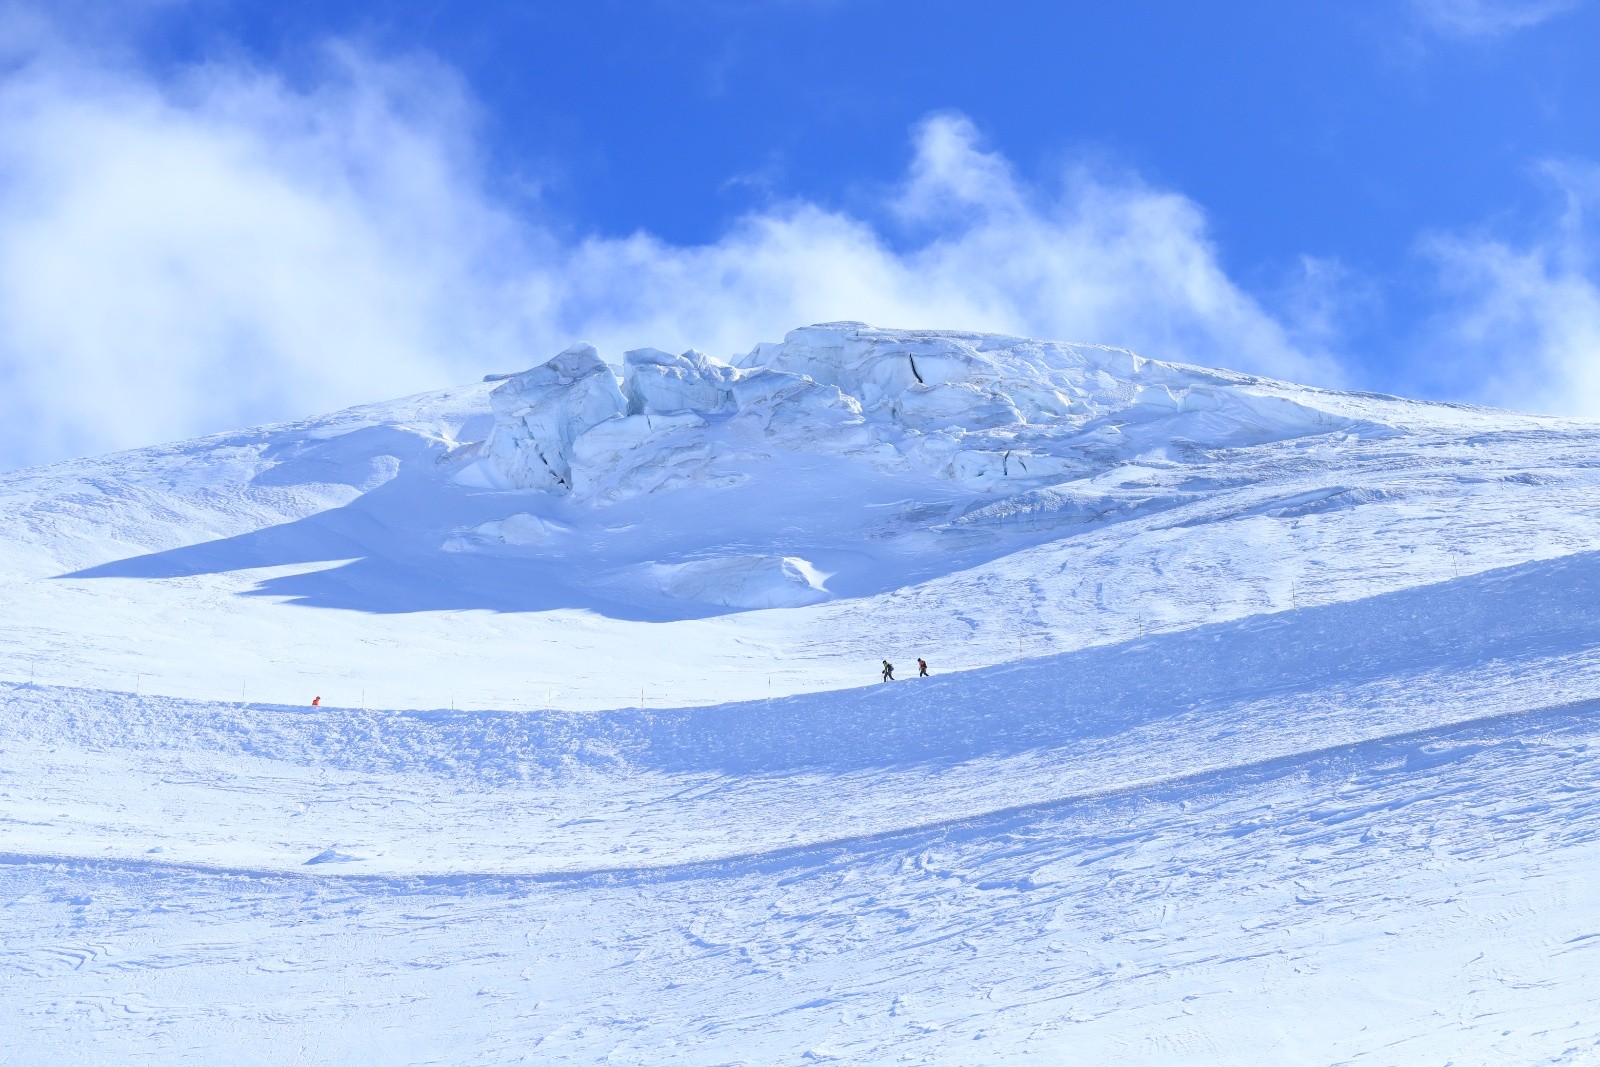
top-left (917, 658), bottom-right (929, 677)
top-left (882, 660), bottom-right (894, 682)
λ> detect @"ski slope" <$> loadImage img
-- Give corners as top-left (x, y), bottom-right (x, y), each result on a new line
top-left (3, 323), bottom-right (1599, 1064)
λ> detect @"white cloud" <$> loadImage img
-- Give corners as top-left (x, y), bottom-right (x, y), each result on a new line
top-left (1410, 0), bottom-right (1582, 37)
top-left (0, 43), bottom-right (536, 468)
top-left (1417, 163), bottom-right (1600, 415)
top-left (0, 38), bottom-right (1336, 470)
top-left (555, 116), bottom-right (1335, 387)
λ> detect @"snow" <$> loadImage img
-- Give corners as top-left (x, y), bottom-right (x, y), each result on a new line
top-left (3, 323), bottom-right (1600, 1063)
top-left (622, 346), bottom-right (738, 417)
top-left (470, 322), bottom-right (1359, 506)
top-left (652, 554), bottom-right (830, 608)
top-left (481, 342), bottom-right (628, 491)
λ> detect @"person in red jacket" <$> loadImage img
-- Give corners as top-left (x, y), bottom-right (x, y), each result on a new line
top-left (917, 658), bottom-right (929, 677)
top-left (312, 696), bottom-right (321, 706)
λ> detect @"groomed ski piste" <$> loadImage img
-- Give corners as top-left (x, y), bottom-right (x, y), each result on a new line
top-left (3, 322), bottom-right (1599, 1064)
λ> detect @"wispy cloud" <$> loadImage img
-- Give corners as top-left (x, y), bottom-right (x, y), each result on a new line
top-left (559, 115), bottom-right (1335, 387)
top-left (1416, 162), bottom-right (1600, 414)
top-left (0, 34), bottom-right (1336, 469)
top-left (0, 42), bottom-right (542, 468)
top-left (1410, 0), bottom-right (1582, 38)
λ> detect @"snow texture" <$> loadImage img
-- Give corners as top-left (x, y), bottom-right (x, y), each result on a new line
top-left (2, 323), bottom-right (1599, 1064)
top-left (652, 554), bottom-right (830, 609)
top-left (481, 342), bottom-right (627, 491)
top-left (466, 323), bottom-right (1356, 507)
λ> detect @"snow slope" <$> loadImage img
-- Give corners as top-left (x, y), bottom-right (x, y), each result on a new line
top-left (3, 323), bottom-right (1599, 1064)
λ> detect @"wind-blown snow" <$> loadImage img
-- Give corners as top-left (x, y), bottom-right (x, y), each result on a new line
top-left (2, 323), bottom-right (1599, 1064)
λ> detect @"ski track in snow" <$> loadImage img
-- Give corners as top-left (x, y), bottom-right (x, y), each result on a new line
top-left (4, 706), bottom-right (1598, 1064)
top-left (2, 325), bottom-right (1599, 1063)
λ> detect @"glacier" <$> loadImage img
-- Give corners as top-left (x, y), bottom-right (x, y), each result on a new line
top-left (466, 322), bottom-right (1356, 505)
top-left (2, 323), bottom-right (1599, 1063)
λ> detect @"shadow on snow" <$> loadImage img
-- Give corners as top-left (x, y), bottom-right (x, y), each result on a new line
top-left (33, 550), bottom-right (1600, 779)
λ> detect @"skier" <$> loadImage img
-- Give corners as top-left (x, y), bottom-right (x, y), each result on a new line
top-left (882, 660), bottom-right (894, 682)
top-left (311, 696), bottom-right (321, 706)
top-left (918, 658), bottom-right (929, 677)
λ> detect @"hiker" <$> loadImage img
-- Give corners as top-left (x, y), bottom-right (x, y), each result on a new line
top-left (312, 696), bottom-right (321, 706)
top-left (882, 660), bottom-right (894, 682)
top-left (918, 658), bottom-right (929, 677)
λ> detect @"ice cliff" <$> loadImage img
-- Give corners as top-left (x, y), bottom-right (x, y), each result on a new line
top-left (462, 322), bottom-right (1356, 504)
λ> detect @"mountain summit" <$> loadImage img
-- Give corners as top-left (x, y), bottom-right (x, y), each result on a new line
top-left (3, 325), bottom-right (1599, 1062)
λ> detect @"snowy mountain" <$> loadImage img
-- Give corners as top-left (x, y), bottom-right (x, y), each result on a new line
top-left (4, 323), bottom-right (1599, 1063)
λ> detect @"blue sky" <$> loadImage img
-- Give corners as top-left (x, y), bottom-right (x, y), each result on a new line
top-left (1, 0), bottom-right (1599, 468)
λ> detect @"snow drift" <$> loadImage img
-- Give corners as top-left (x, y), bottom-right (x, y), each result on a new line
top-left (651, 554), bottom-right (830, 609)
